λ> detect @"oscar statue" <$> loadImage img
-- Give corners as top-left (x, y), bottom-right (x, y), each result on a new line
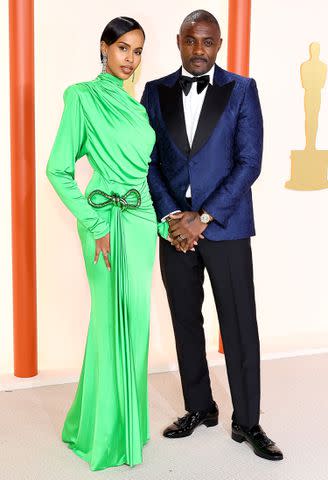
top-left (285, 42), bottom-right (328, 190)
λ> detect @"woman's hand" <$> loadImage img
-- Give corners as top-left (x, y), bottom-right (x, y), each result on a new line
top-left (94, 233), bottom-right (111, 270)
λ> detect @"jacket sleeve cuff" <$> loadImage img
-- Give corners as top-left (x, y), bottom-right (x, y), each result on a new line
top-left (200, 203), bottom-right (226, 228)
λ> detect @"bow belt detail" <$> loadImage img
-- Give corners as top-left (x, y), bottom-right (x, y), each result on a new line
top-left (87, 188), bottom-right (142, 210)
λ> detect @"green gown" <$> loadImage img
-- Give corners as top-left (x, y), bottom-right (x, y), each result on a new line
top-left (46, 72), bottom-right (168, 471)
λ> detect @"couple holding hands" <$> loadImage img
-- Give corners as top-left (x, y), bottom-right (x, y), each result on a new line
top-left (46, 9), bottom-right (283, 472)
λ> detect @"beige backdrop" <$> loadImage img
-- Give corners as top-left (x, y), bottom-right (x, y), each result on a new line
top-left (1, 0), bottom-right (327, 383)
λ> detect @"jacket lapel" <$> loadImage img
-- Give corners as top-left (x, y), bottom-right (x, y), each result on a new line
top-left (158, 76), bottom-right (190, 157)
top-left (190, 79), bottom-right (235, 157)
top-left (158, 65), bottom-right (236, 158)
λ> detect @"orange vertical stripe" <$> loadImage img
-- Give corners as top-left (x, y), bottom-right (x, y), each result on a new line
top-left (9, 0), bottom-right (38, 377)
top-left (219, 0), bottom-right (252, 354)
top-left (227, 0), bottom-right (252, 76)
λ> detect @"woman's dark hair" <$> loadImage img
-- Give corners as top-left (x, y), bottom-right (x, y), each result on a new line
top-left (100, 16), bottom-right (145, 60)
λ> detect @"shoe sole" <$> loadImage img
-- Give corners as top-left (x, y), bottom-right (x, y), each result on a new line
top-left (231, 432), bottom-right (283, 461)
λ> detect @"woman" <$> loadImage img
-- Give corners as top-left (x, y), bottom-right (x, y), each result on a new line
top-left (46, 17), bottom-right (168, 471)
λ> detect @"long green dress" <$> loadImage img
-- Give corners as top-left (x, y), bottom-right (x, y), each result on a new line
top-left (46, 72), bottom-right (168, 471)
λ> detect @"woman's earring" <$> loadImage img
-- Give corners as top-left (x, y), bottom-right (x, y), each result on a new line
top-left (102, 53), bottom-right (108, 73)
top-left (132, 71), bottom-right (135, 83)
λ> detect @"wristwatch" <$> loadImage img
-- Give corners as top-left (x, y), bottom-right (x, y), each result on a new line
top-left (199, 209), bottom-right (213, 224)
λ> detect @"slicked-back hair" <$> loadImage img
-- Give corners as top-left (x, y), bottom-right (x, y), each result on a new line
top-left (100, 16), bottom-right (145, 61)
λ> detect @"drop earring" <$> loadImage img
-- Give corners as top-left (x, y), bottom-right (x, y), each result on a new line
top-left (132, 71), bottom-right (135, 83)
top-left (102, 53), bottom-right (108, 73)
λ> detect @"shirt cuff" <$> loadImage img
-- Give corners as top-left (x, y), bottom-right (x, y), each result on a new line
top-left (161, 210), bottom-right (181, 222)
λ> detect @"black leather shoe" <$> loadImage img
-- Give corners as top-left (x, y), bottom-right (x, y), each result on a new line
top-left (163, 403), bottom-right (218, 438)
top-left (231, 422), bottom-right (283, 461)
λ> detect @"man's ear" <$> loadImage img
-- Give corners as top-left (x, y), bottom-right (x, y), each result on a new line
top-left (176, 34), bottom-right (180, 51)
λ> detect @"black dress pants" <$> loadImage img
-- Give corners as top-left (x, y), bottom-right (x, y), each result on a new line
top-left (159, 235), bottom-right (261, 429)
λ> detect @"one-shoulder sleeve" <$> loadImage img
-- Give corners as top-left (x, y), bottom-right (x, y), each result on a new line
top-left (46, 85), bottom-right (110, 239)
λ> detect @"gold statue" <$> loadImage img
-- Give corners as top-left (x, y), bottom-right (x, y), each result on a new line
top-left (302, 43), bottom-right (327, 150)
top-left (285, 42), bottom-right (328, 190)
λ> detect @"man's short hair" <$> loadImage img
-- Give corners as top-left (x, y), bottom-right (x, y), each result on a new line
top-left (180, 10), bottom-right (220, 33)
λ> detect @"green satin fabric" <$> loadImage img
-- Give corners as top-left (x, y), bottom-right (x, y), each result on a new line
top-left (46, 72), bottom-right (168, 471)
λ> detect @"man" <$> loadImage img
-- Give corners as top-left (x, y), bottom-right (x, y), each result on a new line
top-left (141, 10), bottom-right (283, 461)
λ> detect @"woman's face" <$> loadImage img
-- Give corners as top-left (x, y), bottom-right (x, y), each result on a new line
top-left (101, 29), bottom-right (145, 80)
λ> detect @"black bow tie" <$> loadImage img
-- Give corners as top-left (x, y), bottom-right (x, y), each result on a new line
top-left (179, 75), bottom-right (210, 96)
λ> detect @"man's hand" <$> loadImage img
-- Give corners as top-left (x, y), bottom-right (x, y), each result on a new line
top-left (169, 234), bottom-right (198, 253)
top-left (168, 212), bottom-right (206, 251)
top-left (167, 216), bottom-right (189, 252)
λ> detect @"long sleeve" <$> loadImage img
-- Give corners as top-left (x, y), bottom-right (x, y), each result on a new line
top-left (157, 220), bottom-right (169, 240)
top-left (201, 78), bottom-right (263, 227)
top-left (141, 83), bottom-right (181, 220)
top-left (46, 85), bottom-right (110, 239)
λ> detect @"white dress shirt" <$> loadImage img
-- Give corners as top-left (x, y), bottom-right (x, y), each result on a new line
top-left (161, 65), bottom-right (215, 221)
top-left (183, 64), bottom-right (215, 198)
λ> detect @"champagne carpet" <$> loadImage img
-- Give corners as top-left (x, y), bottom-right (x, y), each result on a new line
top-left (0, 354), bottom-right (327, 480)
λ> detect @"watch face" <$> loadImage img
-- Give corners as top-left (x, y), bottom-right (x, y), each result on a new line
top-left (200, 213), bottom-right (210, 224)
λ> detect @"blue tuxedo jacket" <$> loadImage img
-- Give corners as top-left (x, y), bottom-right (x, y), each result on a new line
top-left (141, 64), bottom-right (263, 241)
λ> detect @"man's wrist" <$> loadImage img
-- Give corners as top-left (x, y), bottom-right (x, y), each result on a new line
top-left (198, 209), bottom-right (214, 224)
top-left (161, 210), bottom-right (181, 223)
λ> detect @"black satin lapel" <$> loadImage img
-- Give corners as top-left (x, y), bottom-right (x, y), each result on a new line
top-left (158, 82), bottom-right (190, 157)
top-left (190, 80), bottom-right (235, 157)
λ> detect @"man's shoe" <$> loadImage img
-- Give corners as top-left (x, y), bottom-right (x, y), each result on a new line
top-left (163, 403), bottom-right (219, 438)
top-left (231, 422), bottom-right (283, 461)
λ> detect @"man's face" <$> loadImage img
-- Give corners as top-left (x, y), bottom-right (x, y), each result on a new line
top-left (177, 20), bottom-right (222, 76)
